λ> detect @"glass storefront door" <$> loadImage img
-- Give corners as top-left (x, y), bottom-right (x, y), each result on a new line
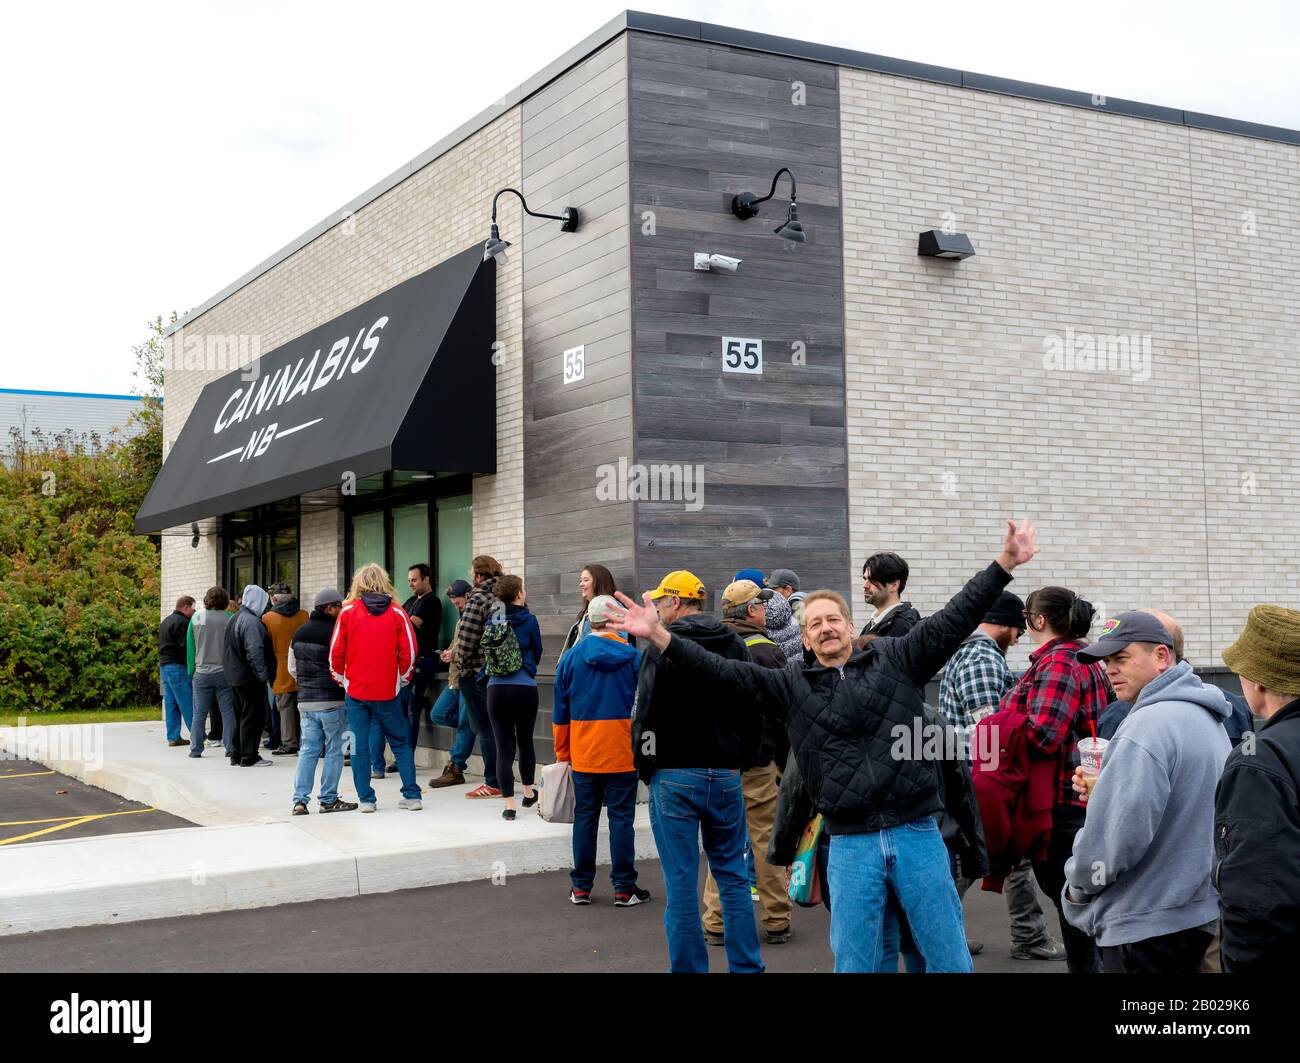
top-left (222, 503), bottom-right (300, 603)
top-left (435, 494), bottom-right (472, 647)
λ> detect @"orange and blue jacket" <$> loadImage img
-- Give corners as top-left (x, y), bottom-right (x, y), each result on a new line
top-left (552, 630), bottom-right (640, 774)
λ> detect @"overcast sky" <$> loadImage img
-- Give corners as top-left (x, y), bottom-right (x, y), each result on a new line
top-left (5, 0), bottom-right (1296, 396)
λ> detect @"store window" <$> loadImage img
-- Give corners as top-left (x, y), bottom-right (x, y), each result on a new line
top-left (344, 477), bottom-right (471, 633)
top-left (222, 500), bottom-right (300, 603)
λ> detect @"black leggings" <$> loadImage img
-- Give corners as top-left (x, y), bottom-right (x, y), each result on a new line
top-left (1033, 803), bottom-right (1103, 973)
top-left (486, 683), bottom-right (538, 799)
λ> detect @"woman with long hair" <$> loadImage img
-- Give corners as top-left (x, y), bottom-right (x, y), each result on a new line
top-left (328, 563), bottom-right (423, 813)
top-left (560, 564), bottom-right (619, 658)
top-left (1001, 585), bottom-right (1110, 972)
top-left (484, 575), bottom-right (543, 821)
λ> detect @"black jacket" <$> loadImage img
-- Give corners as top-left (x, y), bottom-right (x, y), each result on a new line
top-left (1214, 698), bottom-right (1300, 973)
top-left (769, 702), bottom-right (989, 879)
top-left (859, 602), bottom-right (922, 641)
top-left (222, 605), bottom-right (278, 689)
top-left (290, 608), bottom-right (343, 704)
top-left (631, 612), bottom-right (758, 782)
top-left (722, 616), bottom-right (789, 768)
top-left (159, 610), bottom-right (189, 667)
top-left (658, 561), bottom-right (1013, 835)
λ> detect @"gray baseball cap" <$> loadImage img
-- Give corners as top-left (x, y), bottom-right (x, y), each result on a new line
top-left (769, 568), bottom-right (800, 591)
top-left (313, 587), bottom-right (344, 609)
top-left (1076, 611), bottom-right (1174, 663)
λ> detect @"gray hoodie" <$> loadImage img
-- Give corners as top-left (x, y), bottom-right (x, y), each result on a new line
top-left (1063, 660), bottom-right (1231, 946)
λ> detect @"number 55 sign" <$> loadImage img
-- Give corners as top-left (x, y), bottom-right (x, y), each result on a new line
top-left (563, 345), bottom-right (585, 384)
top-left (722, 337), bottom-right (762, 375)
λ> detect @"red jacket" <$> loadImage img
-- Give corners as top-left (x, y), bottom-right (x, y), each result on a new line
top-left (328, 593), bottom-right (416, 701)
top-left (971, 704), bottom-right (1055, 891)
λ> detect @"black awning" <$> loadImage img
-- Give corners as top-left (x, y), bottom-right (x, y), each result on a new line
top-left (135, 245), bottom-right (496, 534)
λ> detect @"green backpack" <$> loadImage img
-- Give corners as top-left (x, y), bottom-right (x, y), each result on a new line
top-left (482, 620), bottom-right (523, 677)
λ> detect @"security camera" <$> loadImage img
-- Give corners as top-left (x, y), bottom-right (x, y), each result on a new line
top-left (694, 252), bottom-right (742, 273)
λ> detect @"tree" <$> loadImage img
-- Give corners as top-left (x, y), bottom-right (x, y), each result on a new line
top-left (122, 312), bottom-right (174, 497)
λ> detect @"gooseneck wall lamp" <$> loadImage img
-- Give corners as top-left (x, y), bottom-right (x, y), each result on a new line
top-left (730, 167), bottom-right (806, 242)
top-left (483, 188), bottom-right (580, 263)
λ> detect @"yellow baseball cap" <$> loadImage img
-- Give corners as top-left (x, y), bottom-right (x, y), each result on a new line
top-left (647, 570), bottom-right (706, 601)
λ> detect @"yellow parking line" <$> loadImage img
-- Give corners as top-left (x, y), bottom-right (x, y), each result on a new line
top-left (0, 807), bottom-right (159, 846)
top-left (0, 771), bottom-right (56, 780)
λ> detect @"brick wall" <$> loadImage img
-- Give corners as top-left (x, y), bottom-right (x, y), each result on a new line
top-left (839, 70), bottom-right (1299, 665)
top-left (160, 110), bottom-right (524, 610)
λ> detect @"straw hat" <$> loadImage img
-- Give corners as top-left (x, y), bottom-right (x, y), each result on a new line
top-left (1222, 604), bottom-right (1300, 695)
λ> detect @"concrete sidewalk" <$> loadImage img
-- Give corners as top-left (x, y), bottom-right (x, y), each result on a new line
top-left (0, 720), bottom-right (654, 937)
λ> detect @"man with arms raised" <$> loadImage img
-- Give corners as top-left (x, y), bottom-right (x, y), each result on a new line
top-left (613, 520), bottom-right (1040, 973)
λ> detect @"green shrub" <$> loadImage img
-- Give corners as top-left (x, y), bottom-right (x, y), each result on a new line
top-left (0, 427), bottom-right (161, 713)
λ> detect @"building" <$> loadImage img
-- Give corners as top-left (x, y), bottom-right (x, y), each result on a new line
top-left (2, 387), bottom-right (146, 459)
top-left (137, 11), bottom-right (1300, 753)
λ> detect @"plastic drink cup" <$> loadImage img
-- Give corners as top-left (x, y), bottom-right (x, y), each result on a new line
top-left (1077, 736), bottom-right (1109, 776)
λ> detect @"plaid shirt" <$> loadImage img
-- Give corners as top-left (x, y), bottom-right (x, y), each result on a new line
top-left (1000, 636), bottom-right (1110, 809)
top-left (938, 633), bottom-right (1014, 752)
top-left (453, 576), bottom-right (498, 679)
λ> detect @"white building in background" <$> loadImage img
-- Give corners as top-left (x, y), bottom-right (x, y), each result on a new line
top-left (1, 387), bottom-right (147, 458)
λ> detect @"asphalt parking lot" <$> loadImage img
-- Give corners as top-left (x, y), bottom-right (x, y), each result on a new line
top-left (0, 758), bottom-right (192, 847)
top-left (0, 854), bottom-right (1068, 973)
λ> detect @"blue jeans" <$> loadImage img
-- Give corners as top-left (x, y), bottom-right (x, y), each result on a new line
top-left (430, 685), bottom-right (475, 769)
top-left (345, 696), bottom-right (421, 803)
top-left (571, 769), bottom-right (639, 893)
top-left (160, 664), bottom-right (192, 742)
top-left (190, 671), bottom-right (235, 757)
top-left (826, 817), bottom-right (972, 973)
top-left (294, 705), bottom-right (347, 806)
top-left (648, 768), bottom-right (763, 974)
top-left (460, 675), bottom-right (498, 789)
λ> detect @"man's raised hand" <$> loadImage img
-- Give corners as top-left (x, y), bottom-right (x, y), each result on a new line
top-left (997, 518), bottom-right (1039, 572)
top-left (610, 591), bottom-right (672, 651)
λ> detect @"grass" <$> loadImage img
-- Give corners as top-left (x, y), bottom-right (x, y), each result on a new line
top-left (0, 706), bottom-right (160, 728)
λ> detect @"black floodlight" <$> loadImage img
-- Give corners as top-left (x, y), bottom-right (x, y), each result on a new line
top-left (918, 229), bottom-right (975, 259)
top-left (732, 167), bottom-right (806, 242)
top-left (483, 187), bottom-right (580, 263)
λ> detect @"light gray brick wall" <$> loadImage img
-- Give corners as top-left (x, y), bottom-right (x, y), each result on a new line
top-left (840, 70), bottom-right (1299, 666)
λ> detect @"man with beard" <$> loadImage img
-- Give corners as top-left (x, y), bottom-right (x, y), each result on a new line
top-left (855, 552), bottom-right (921, 650)
top-left (939, 590), bottom-right (1065, 962)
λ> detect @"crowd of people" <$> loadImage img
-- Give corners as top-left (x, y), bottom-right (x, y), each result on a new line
top-left (157, 518), bottom-right (1300, 974)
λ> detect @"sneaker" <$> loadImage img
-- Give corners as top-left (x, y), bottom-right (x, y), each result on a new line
top-left (291, 801), bottom-right (309, 815)
top-left (272, 746), bottom-right (298, 756)
top-left (250, 758), bottom-right (273, 767)
top-left (967, 940), bottom-right (984, 956)
top-left (371, 770), bottom-right (386, 780)
top-left (359, 802), bottom-right (377, 813)
top-left (502, 808), bottom-right (516, 821)
top-left (428, 763), bottom-right (466, 788)
top-left (614, 887), bottom-right (651, 907)
top-left (703, 930), bottom-right (725, 947)
top-left (205, 739), bottom-right (222, 748)
top-left (319, 798), bottom-right (358, 813)
top-left (569, 889), bottom-right (593, 905)
top-left (765, 927), bottom-right (792, 944)
top-left (168, 738), bottom-right (188, 747)
top-left (466, 784), bottom-right (503, 799)
top-left (188, 751), bottom-right (202, 759)
top-left (1011, 939), bottom-right (1068, 961)
top-left (397, 798), bottom-right (423, 811)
